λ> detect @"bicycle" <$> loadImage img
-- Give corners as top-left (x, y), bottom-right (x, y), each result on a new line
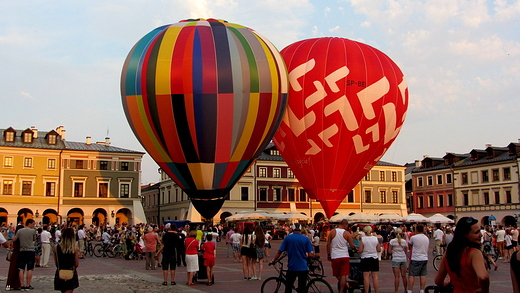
top-left (261, 253), bottom-right (333, 293)
top-left (93, 241), bottom-right (123, 258)
top-left (83, 239), bottom-right (95, 257)
top-left (433, 254), bottom-right (443, 271)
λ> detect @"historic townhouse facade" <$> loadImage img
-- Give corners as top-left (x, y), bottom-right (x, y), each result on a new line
top-left (142, 143), bottom-right (407, 223)
top-left (0, 126), bottom-right (146, 227)
top-left (452, 144), bottom-right (520, 226)
top-left (411, 153), bottom-right (468, 217)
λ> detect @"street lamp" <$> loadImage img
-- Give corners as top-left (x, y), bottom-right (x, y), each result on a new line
top-left (35, 210), bottom-right (39, 218)
top-left (111, 210), bottom-right (115, 218)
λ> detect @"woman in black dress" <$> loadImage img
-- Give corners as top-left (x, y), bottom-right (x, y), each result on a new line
top-left (53, 228), bottom-right (79, 293)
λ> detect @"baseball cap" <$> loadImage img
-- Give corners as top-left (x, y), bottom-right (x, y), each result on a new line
top-left (292, 223), bottom-right (301, 231)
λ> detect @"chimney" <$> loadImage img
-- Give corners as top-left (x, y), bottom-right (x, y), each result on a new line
top-left (86, 136), bottom-right (91, 145)
top-left (485, 144), bottom-right (492, 148)
top-left (105, 137), bottom-right (111, 146)
top-left (415, 160), bottom-right (422, 167)
top-left (55, 126), bottom-right (66, 140)
top-left (31, 126), bottom-right (38, 138)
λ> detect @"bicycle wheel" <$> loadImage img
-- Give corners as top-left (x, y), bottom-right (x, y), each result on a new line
top-left (261, 277), bottom-right (286, 293)
top-left (433, 254), bottom-right (443, 271)
top-left (93, 244), bottom-right (104, 257)
top-left (307, 278), bottom-right (333, 293)
top-left (106, 245), bottom-right (117, 258)
top-left (88, 244), bottom-right (94, 256)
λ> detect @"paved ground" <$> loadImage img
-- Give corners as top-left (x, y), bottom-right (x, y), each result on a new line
top-left (0, 239), bottom-right (514, 292)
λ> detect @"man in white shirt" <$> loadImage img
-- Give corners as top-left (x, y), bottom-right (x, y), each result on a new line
top-left (433, 225), bottom-right (444, 255)
top-left (40, 225), bottom-right (52, 268)
top-left (54, 227), bottom-right (61, 243)
top-left (408, 224), bottom-right (429, 293)
top-left (0, 232), bottom-right (8, 248)
top-left (495, 225), bottom-right (506, 259)
top-left (77, 225), bottom-right (87, 259)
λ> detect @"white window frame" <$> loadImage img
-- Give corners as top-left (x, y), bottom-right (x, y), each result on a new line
top-left (417, 177), bottom-right (423, 187)
top-left (42, 176), bottom-right (58, 197)
top-left (3, 156), bottom-right (13, 168)
top-left (118, 178), bottom-right (133, 198)
top-left (20, 176), bottom-right (36, 196)
top-left (1, 177), bottom-right (15, 195)
top-left (259, 167), bottom-right (267, 178)
top-left (273, 168), bottom-right (281, 178)
top-left (96, 178), bottom-right (111, 198)
top-left (47, 158), bottom-right (57, 170)
top-left (23, 157), bottom-right (33, 168)
top-left (427, 175), bottom-right (433, 186)
top-left (287, 169), bottom-right (295, 179)
top-left (71, 177), bottom-right (87, 198)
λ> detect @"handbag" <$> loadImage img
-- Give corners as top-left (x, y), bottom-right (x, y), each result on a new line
top-left (6, 249), bottom-right (12, 262)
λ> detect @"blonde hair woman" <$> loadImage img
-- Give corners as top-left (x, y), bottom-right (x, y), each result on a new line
top-left (358, 225), bottom-right (381, 293)
top-left (388, 228), bottom-right (408, 293)
top-left (53, 228), bottom-right (79, 293)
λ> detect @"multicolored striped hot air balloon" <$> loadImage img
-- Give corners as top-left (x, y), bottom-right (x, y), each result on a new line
top-left (121, 19), bottom-right (288, 219)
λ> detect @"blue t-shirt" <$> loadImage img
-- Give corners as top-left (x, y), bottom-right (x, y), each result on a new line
top-left (279, 232), bottom-right (313, 271)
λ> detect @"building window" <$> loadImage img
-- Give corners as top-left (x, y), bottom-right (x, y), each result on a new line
top-left (259, 167), bottom-right (267, 178)
top-left (23, 132), bottom-right (32, 143)
top-left (463, 193), bottom-right (469, 206)
top-left (503, 167), bottom-right (511, 180)
top-left (418, 196), bottom-right (424, 209)
top-left (494, 191), bottom-right (500, 204)
top-left (380, 191), bottom-right (387, 203)
top-left (241, 187), bottom-right (248, 201)
top-left (22, 181), bottom-right (32, 196)
top-left (2, 180), bottom-right (13, 195)
top-left (428, 195), bottom-right (434, 207)
top-left (437, 175), bottom-right (443, 185)
top-left (365, 172), bottom-right (370, 181)
top-left (392, 191), bottom-right (399, 203)
top-left (447, 194), bottom-right (453, 206)
top-left (274, 188), bottom-right (281, 201)
top-left (492, 169), bottom-right (499, 181)
top-left (446, 174), bottom-right (452, 184)
top-left (270, 149), bottom-right (280, 156)
top-left (427, 176), bottom-right (433, 186)
top-left (98, 183), bottom-right (109, 198)
top-left (273, 168), bottom-right (281, 178)
top-left (100, 161), bottom-right (109, 170)
top-left (119, 183), bottom-right (130, 198)
top-left (288, 189), bottom-right (295, 201)
top-left (24, 157), bottom-right (33, 168)
top-left (392, 172), bottom-right (397, 182)
top-left (259, 188), bottom-right (267, 201)
top-left (506, 190), bottom-right (512, 204)
top-left (47, 159), bottom-right (56, 169)
top-left (438, 194), bottom-right (444, 207)
top-left (379, 171), bottom-right (385, 181)
top-left (365, 190), bottom-right (372, 203)
top-left (471, 171), bottom-right (478, 184)
top-left (484, 192), bottom-right (489, 205)
top-left (121, 162), bottom-right (129, 171)
top-left (3, 156), bottom-right (13, 167)
top-left (299, 189), bottom-right (307, 202)
top-left (417, 177), bottom-right (423, 187)
top-left (5, 131), bottom-right (14, 142)
top-left (48, 134), bottom-right (57, 145)
top-left (287, 169), bottom-right (295, 179)
top-left (461, 173), bottom-right (468, 185)
top-left (46, 182), bottom-right (56, 197)
top-left (74, 182), bottom-right (84, 197)
top-left (347, 190), bottom-right (354, 202)
top-left (75, 160), bottom-right (84, 169)
top-left (482, 170), bottom-right (489, 183)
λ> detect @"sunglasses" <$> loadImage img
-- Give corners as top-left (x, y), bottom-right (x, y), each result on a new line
top-left (464, 217), bottom-right (478, 224)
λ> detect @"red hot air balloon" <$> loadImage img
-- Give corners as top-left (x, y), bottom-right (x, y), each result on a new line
top-left (121, 19), bottom-right (288, 219)
top-left (273, 37), bottom-right (408, 218)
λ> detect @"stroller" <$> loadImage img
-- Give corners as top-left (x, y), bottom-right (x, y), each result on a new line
top-left (131, 241), bottom-right (146, 260)
top-left (345, 251), bottom-right (369, 293)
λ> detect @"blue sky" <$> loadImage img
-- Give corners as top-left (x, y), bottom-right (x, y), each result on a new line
top-left (1, 0), bottom-right (519, 184)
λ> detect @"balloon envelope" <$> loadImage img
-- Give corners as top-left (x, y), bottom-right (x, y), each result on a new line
top-left (121, 19), bottom-right (288, 219)
top-left (273, 37), bottom-right (408, 218)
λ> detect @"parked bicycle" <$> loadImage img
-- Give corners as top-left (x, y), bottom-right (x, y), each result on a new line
top-left (261, 253), bottom-right (333, 293)
top-left (83, 239), bottom-right (95, 257)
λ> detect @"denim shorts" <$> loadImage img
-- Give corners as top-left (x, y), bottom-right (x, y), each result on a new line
top-left (392, 261), bottom-right (407, 268)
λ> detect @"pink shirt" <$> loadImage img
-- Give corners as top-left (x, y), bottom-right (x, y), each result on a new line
top-left (143, 232), bottom-right (158, 252)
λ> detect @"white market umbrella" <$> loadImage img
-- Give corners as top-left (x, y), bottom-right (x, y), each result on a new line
top-left (329, 213), bottom-right (350, 222)
top-left (404, 213), bottom-right (429, 223)
top-left (277, 212), bottom-right (312, 221)
top-left (378, 212), bottom-right (406, 224)
top-left (241, 212), bottom-right (276, 220)
top-left (428, 213), bottom-right (454, 224)
top-left (225, 213), bottom-right (245, 221)
top-left (346, 212), bottom-right (379, 223)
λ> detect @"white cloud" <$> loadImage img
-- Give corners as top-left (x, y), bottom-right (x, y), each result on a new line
top-left (20, 91), bottom-right (34, 99)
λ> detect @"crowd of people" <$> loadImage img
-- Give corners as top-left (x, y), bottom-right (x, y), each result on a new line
top-left (1, 218), bottom-right (520, 292)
